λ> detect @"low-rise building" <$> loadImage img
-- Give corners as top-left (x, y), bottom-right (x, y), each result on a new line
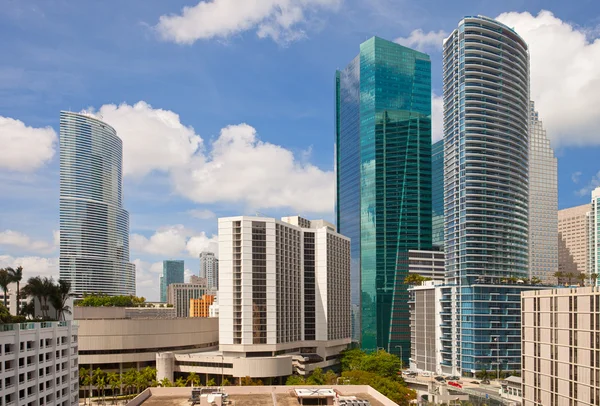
top-left (190, 295), bottom-right (215, 318)
top-left (167, 282), bottom-right (207, 318)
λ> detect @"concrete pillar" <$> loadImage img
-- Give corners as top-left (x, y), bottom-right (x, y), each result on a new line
top-left (156, 352), bottom-right (175, 382)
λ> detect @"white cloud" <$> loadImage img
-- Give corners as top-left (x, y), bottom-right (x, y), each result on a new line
top-left (132, 259), bottom-right (163, 300)
top-left (131, 225), bottom-right (218, 258)
top-left (496, 10), bottom-right (600, 146)
top-left (576, 171), bottom-right (600, 197)
top-left (172, 123), bottom-right (334, 213)
top-left (0, 116), bottom-right (57, 172)
top-left (188, 209), bottom-right (216, 220)
top-left (155, 0), bottom-right (341, 45)
top-left (92, 101), bottom-right (202, 177)
top-left (571, 171), bottom-right (583, 184)
top-left (0, 230), bottom-right (55, 254)
top-left (0, 255), bottom-right (58, 279)
top-left (394, 29), bottom-right (447, 51)
top-left (431, 93), bottom-right (443, 143)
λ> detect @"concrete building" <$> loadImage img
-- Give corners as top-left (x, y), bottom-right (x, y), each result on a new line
top-left (190, 295), bottom-right (215, 318)
top-left (405, 249), bottom-right (445, 281)
top-left (408, 281), bottom-right (443, 374)
top-left (75, 307), bottom-right (218, 373)
top-left (167, 282), bottom-right (207, 318)
top-left (521, 287), bottom-right (600, 405)
top-left (588, 187), bottom-right (600, 285)
top-left (0, 321), bottom-right (79, 406)
top-left (160, 260), bottom-right (184, 303)
top-left (528, 100), bottom-right (558, 284)
top-left (200, 252), bottom-right (219, 291)
top-left (443, 15), bottom-right (531, 375)
top-left (157, 215), bottom-right (351, 382)
top-left (59, 111), bottom-right (135, 296)
top-left (558, 204), bottom-right (590, 276)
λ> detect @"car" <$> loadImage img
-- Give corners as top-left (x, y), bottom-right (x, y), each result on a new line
top-left (421, 372), bottom-right (431, 377)
top-left (470, 380), bottom-right (480, 384)
top-left (481, 379), bottom-right (491, 385)
top-left (449, 375), bottom-right (461, 381)
top-left (434, 376), bottom-right (446, 382)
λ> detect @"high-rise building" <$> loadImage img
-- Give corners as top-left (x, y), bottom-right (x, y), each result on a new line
top-left (335, 36), bottom-right (432, 356)
top-left (59, 111), bottom-right (135, 296)
top-left (432, 139), bottom-right (445, 249)
top-left (200, 251), bottom-right (219, 291)
top-left (167, 282), bottom-right (207, 318)
top-left (408, 281), bottom-right (443, 374)
top-left (443, 16), bottom-right (530, 375)
top-left (528, 101), bottom-right (558, 283)
top-left (404, 249), bottom-right (445, 281)
top-left (521, 287), bottom-right (600, 405)
top-left (558, 204), bottom-right (590, 277)
top-left (589, 187), bottom-right (600, 284)
top-left (160, 260), bottom-right (185, 302)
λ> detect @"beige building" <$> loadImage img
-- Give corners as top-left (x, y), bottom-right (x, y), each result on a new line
top-left (522, 287), bottom-right (600, 405)
top-left (167, 282), bottom-right (207, 318)
top-left (558, 204), bottom-right (590, 276)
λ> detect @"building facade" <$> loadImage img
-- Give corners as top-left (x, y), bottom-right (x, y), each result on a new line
top-left (528, 101), bottom-right (558, 283)
top-left (443, 16), bottom-right (530, 374)
top-left (0, 321), bottom-right (79, 406)
top-left (160, 260), bottom-right (185, 303)
top-left (190, 294), bottom-right (216, 318)
top-left (522, 287), bottom-right (600, 405)
top-left (59, 111), bottom-right (135, 296)
top-left (405, 249), bottom-right (445, 281)
top-left (335, 36), bottom-right (432, 356)
top-left (200, 252), bottom-right (219, 291)
top-left (432, 139), bottom-right (445, 249)
top-left (559, 204), bottom-right (590, 277)
top-left (589, 187), bottom-right (600, 285)
top-left (408, 281), bottom-right (443, 374)
top-left (167, 282), bottom-right (207, 318)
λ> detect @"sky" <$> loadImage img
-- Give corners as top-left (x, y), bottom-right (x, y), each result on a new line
top-left (2, 0), bottom-right (600, 301)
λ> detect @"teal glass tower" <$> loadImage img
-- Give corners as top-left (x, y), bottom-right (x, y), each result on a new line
top-left (335, 37), bottom-right (432, 358)
top-left (160, 260), bottom-right (185, 302)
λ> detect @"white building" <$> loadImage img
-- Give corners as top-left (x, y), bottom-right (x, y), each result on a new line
top-left (588, 187), bottom-right (600, 284)
top-left (408, 281), bottom-right (443, 374)
top-left (167, 282), bottom-right (207, 318)
top-left (406, 249), bottom-right (445, 281)
top-left (0, 321), bottom-right (79, 406)
top-left (200, 252), bottom-right (219, 291)
top-left (157, 215), bottom-right (351, 382)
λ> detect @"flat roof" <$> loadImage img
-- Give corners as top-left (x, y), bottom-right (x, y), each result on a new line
top-left (294, 388), bottom-right (337, 397)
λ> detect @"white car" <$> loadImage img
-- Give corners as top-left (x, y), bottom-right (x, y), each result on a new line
top-left (421, 372), bottom-right (431, 377)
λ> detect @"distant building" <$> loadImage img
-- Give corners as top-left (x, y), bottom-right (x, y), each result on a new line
top-left (405, 249), bottom-right (445, 281)
top-left (558, 204), bottom-right (590, 276)
top-left (432, 139), bottom-right (444, 249)
top-left (190, 294), bottom-right (215, 318)
top-left (160, 260), bottom-right (184, 302)
top-left (200, 252), bottom-right (219, 291)
top-left (589, 187), bottom-right (600, 285)
top-left (167, 282), bottom-right (207, 318)
top-left (408, 281), bottom-right (443, 374)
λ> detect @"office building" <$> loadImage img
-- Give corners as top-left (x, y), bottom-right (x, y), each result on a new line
top-left (432, 139), bottom-right (444, 249)
top-left (522, 287), bottom-right (600, 405)
top-left (589, 187), bottom-right (600, 284)
top-left (200, 252), bottom-right (219, 291)
top-left (190, 294), bottom-right (215, 317)
top-left (443, 16), bottom-right (530, 375)
top-left (0, 321), bottom-right (79, 406)
top-left (408, 281), bottom-right (443, 374)
top-left (160, 260), bottom-right (185, 302)
top-left (167, 282), bottom-right (207, 318)
top-left (405, 249), bottom-right (445, 281)
top-left (335, 36), bottom-right (432, 355)
top-left (559, 204), bottom-right (590, 277)
top-left (59, 111), bottom-right (135, 296)
top-left (528, 101), bottom-right (558, 283)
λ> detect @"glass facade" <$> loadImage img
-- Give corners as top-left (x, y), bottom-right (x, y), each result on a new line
top-left (443, 16), bottom-right (530, 374)
top-left (336, 37), bottom-right (432, 359)
top-left (432, 139), bottom-right (444, 248)
top-left (160, 260), bottom-right (185, 302)
top-left (59, 111), bottom-right (135, 296)
top-left (528, 101), bottom-right (558, 283)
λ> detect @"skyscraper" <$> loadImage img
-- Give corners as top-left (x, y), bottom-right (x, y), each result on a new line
top-left (160, 260), bottom-right (184, 302)
top-left (528, 101), bottom-right (558, 283)
top-left (443, 16), bottom-right (530, 375)
top-left (432, 139), bottom-right (444, 248)
top-left (588, 187), bottom-right (600, 284)
top-left (336, 36), bottom-right (432, 357)
top-left (200, 251), bottom-right (219, 291)
top-left (558, 204), bottom-right (590, 276)
top-left (59, 111), bottom-right (135, 296)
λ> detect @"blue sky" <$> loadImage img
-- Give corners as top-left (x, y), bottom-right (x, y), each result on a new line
top-left (1, 0), bottom-right (600, 300)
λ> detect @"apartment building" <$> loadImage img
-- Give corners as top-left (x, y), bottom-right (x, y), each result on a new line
top-left (558, 204), bottom-right (590, 276)
top-left (167, 282), bottom-right (207, 318)
top-left (190, 295), bottom-right (215, 318)
top-left (405, 249), bottom-right (445, 281)
top-left (0, 321), bottom-right (79, 406)
top-left (522, 287), bottom-right (600, 405)
top-left (408, 281), bottom-right (443, 374)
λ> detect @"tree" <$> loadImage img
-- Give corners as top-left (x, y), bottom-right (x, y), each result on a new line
top-left (107, 372), bottom-right (121, 404)
top-left (222, 378), bottom-right (231, 386)
top-left (567, 273), bottom-right (576, 285)
top-left (159, 377), bottom-right (173, 387)
top-left (324, 370), bottom-right (338, 385)
top-left (577, 272), bottom-right (587, 286)
top-left (240, 376), bottom-right (262, 386)
top-left (554, 271), bottom-right (564, 284)
top-left (97, 376), bottom-right (107, 405)
top-left (7, 266), bottom-right (23, 312)
top-left (403, 274), bottom-right (432, 286)
top-left (20, 299), bottom-right (35, 319)
top-left (206, 378), bottom-right (217, 387)
top-left (306, 368), bottom-right (325, 385)
top-left (530, 277), bottom-right (542, 285)
top-left (21, 276), bottom-right (55, 319)
top-left (286, 375), bottom-right (306, 385)
top-left (475, 369), bottom-right (490, 380)
top-left (0, 269), bottom-right (11, 308)
top-left (80, 367), bottom-right (92, 405)
top-left (122, 369), bottom-right (137, 397)
top-left (592, 273), bottom-right (599, 286)
top-left (341, 370), bottom-right (416, 406)
top-left (340, 348), bottom-right (366, 371)
top-left (186, 372), bottom-right (200, 387)
top-left (175, 377), bottom-right (186, 387)
top-left (93, 368), bottom-right (106, 400)
top-left (359, 349), bottom-right (402, 380)
top-left (50, 279), bottom-right (74, 320)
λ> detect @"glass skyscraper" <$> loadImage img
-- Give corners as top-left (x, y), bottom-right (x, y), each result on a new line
top-left (432, 139), bottom-right (444, 248)
top-left (336, 37), bottom-right (432, 358)
top-left (160, 260), bottom-right (185, 302)
top-left (528, 101), bottom-right (558, 283)
top-left (59, 111), bottom-right (135, 296)
top-left (442, 16), bottom-right (531, 375)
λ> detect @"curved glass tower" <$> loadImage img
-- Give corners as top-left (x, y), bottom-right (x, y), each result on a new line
top-left (59, 111), bottom-right (135, 296)
top-left (442, 16), bottom-right (530, 374)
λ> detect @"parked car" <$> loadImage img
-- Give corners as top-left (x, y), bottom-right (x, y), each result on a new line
top-left (481, 379), bottom-right (491, 385)
top-left (449, 375), bottom-right (461, 381)
top-left (421, 372), bottom-right (431, 377)
top-left (470, 380), bottom-right (480, 384)
top-left (434, 376), bottom-right (446, 382)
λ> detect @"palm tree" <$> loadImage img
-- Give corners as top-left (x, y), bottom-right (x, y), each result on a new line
top-left (530, 277), bottom-right (542, 285)
top-left (107, 372), bottom-right (121, 404)
top-left (21, 276), bottom-right (54, 319)
top-left (7, 266), bottom-right (23, 311)
top-left (122, 369), bottom-right (137, 397)
top-left (20, 299), bottom-right (35, 319)
top-left (0, 269), bottom-right (12, 307)
top-left (554, 271), bottom-right (564, 285)
top-left (50, 279), bottom-right (73, 320)
top-left (159, 377), bottom-right (173, 387)
top-left (567, 273), bottom-right (576, 285)
top-left (97, 376), bottom-right (107, 405)
top-left (175, 377), bottom-right (186, 387)
top-left (577, 272), bottom-right (587, 287)
top-left (592, 273), bottom-right (599, 286)
top-left (80, 367), bottom-right (91, 405)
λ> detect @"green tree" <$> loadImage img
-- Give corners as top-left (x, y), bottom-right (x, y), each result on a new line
top-left (286, 375), bottom-right (306, 385)
top-left (0, 269), bottom-right (12, 308)
top-left (207, 378), bottom-right (217, 387)
top-left (306, 368), bottom-right (325, 385)
top-left (175, 377), bottom-right (186, 387)
top-left (159, 377), bottom-right (173, 387)
top-left (530, 277), bottom-right (542, 285)
top-left (222, 378), bottom-right (231, 386)
top-left (80, 367), bottom-right (92, 405)
top-left (107, 372), bottom-right (121, 404)
top-left (360, 349), bottom-right (403, 379)
top-left (7, 266), bottom-right (23, 312)
top-left (592, 273), bottom-right (599, 286)
top-left (341, 370), bottom-right (416, 406)
top-left (577, 272), bottom-right (587, 286)
top-left (187, 372), bottom-right (200, 387)
top-left (403, 274), bottom-right (432, 286)
top-left (122, 369), bottom-right (137, 397)
top-left (324, 370), bottom-right (338, 385)
top-left (554, 271), bottom-right (564, 284)
top-left (93, 368), bottom-right (106, 399)
top-left (340, 348), bottom-right (366, 371)
top-left (50, 279), bottom-right (74, 320)
top-left (97, 376), bottom-right (107, 405)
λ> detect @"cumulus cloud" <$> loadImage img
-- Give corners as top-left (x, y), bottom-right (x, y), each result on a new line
top-left (394, 29), bottom-right (447, 51)
top-left (0, 230), bottom-right (56, 254)
top-left (0, 116), bottom-right (57, 172)
top-left (188, 209), bottom-right (216, 220)
top-left (130, 225), bottom-right (218, 258)
top-left (132, 259), bottom-right (164, 300)
top-left (92, 101), bottom-right (202, 177)
top-left (0, 255), bottom-right (58, 279)
top-left (155, 0), bottom-right (341, 45)
top-left (571, 171), bottom-right (583, 184)
top-left (496, 10), bottom-right (600, 146)
top-left (575, 171), bottom-right (600, 197)
top-left (431, 93), bottom-right (443, 143)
